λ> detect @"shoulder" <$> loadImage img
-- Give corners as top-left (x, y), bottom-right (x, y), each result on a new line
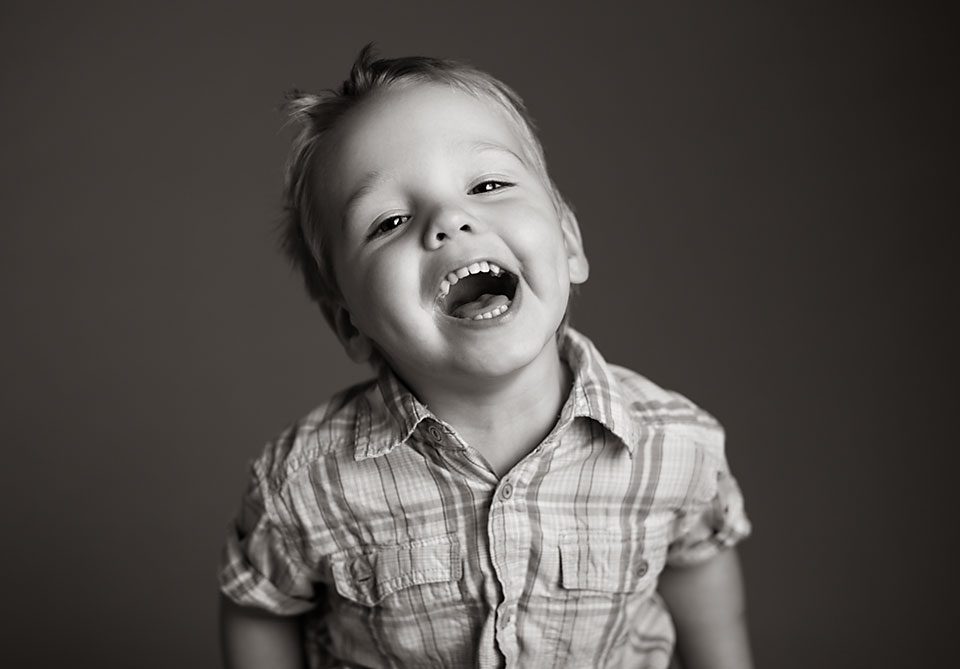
top-left (607, 366), bottom-right (740, 518)
top-left (608, 363), bottom-right (725, 451)
top-left (564, 328), bottom-right (724, 448)
top-left (609, 365), bottom-right (719, 425)
top-left (250, 378), bottom-right (379, 490)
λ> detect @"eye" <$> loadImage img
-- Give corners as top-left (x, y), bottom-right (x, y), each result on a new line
top-left (470, 180), bottom-right (513, 194)
top-left (369, 214), bottom-right (410, 239)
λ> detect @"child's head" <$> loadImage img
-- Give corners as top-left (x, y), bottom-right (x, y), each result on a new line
top-left (281, 45), bottom-right (588, 385)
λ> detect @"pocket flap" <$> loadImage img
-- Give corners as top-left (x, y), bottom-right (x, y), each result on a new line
top-left (332, 534), bottom-right (462, 606)
top-left (559, 529), bottom-right (660, 593)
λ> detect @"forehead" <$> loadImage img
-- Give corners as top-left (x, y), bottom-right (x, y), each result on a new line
top-left (351, 83), bottom-right (523, 156)
top-left (323, 82), bottom-right (531, 188)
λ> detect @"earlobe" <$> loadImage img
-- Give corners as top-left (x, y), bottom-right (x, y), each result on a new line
top-left (330, 302), bottom-right (375, 363)
top-left (560, 205), bottom-right (590, 285)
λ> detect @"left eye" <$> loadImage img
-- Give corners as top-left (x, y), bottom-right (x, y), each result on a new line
top-left (470, 180), bottom-right (512, 194)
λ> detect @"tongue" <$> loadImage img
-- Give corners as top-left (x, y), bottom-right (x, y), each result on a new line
top-left (452, 293), bottom-right (510, 319)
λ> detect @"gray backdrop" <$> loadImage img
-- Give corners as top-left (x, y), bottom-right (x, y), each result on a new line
top-left (2, 2), bottom-right (956, 667)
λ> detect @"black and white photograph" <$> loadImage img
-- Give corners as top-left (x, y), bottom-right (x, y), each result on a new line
top-left (2, 2), bottom-right (955, 667)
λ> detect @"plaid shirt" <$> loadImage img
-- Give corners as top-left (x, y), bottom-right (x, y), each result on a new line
top-left (220, 329), bottom-right (750, 668)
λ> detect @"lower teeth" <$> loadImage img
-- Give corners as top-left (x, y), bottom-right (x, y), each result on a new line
top-left (472, 301), bottom-right (510, 320)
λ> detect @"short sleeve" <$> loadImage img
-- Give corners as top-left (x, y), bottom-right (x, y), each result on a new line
top-left (219, 461), bottom-right (316, 614)
top-left (666, 454), bottom-right (752, 567)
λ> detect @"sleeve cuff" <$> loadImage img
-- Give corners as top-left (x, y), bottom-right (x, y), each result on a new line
top-left (666, 470), bottom-right (751, 567)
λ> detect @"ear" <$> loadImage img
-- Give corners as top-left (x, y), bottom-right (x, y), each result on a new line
top-left (559, 204), bottom-right (589, 284)
top-left (328, 301), bottom-right (375, 364)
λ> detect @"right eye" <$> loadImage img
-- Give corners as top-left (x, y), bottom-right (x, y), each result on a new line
top-left (369, 214), bottom-right (410, 239)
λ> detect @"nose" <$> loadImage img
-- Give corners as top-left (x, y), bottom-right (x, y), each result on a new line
top-left (422, 206), bottom-right (475, 250)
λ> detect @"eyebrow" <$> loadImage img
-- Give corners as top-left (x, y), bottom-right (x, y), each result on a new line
top-left (469, 141), bottom-right (529, 168)
top-left (341, 171), bottom-right (385, 229)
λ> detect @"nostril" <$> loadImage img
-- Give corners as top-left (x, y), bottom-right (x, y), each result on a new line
top-left (459, 224), bottom-right (471, 232)
top-left (435, 232), bottom-right (447, 241)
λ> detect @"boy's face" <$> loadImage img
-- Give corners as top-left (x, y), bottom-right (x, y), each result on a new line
top-left (322, 82), bottom-right (588, 391)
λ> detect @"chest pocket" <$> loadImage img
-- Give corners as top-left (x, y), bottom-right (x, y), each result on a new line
top-left (331, 534), bottom-right (463, 608)
top-left (558, 525), bottom-right (666, 595)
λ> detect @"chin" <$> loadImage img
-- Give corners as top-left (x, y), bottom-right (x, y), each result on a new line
top-left (456, 330), bottom-right (557, 378)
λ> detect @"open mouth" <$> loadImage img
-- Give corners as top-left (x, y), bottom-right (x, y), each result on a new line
top-left (438, 261), bottom-right (519, 320)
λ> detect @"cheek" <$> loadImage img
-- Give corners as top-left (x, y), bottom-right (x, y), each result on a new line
top-left (365, 261), bottom-right (404, 299)
top-left (347, 255), bottom-right (418, 326)
top-left (508, 204), bottom-right (564, 249)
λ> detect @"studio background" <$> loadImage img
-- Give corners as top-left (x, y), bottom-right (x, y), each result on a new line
top-left (2, 2), bottom-right (955, 667)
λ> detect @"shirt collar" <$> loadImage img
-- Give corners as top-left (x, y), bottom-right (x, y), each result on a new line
top-left (353, 361), bottom-right (434, 460)
top-left (354, 327), bottom-right (640, 460)
top-left (559, 328), bottom-right (641, 452)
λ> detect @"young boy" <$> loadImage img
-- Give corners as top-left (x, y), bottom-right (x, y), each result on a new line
top-left (220, 46), bottom-right (752, 669)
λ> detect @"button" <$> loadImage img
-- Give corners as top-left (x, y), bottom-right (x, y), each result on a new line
top-left (426, 424), bottom-right (443, 442)
top-left (500, 482), bottom-right (513, 500)
top-left (351, 557), bottom-right (373, 583)
top-left (636, 559), bottom-right (649, 578)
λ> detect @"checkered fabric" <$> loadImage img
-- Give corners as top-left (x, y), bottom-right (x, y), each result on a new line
top-left (220, 329), bottom-right (750, 668)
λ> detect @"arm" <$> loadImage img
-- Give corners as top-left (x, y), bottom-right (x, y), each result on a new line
top-left (220, 594), bottom-right (307, 669)
top-left (656, 547), bottom-right (753, 669)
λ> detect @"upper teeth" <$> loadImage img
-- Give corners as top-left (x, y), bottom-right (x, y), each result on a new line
top-left (438, 261), bottom-right (503, 300)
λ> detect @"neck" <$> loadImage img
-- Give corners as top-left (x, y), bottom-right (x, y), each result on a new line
top-left (398, 338), bottom-right (572, 469)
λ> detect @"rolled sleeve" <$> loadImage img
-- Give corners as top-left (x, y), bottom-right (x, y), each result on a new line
top-left (667, 459), bottom-right (751, 567)
top-left (219, 463), bottom-right (316, 615)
